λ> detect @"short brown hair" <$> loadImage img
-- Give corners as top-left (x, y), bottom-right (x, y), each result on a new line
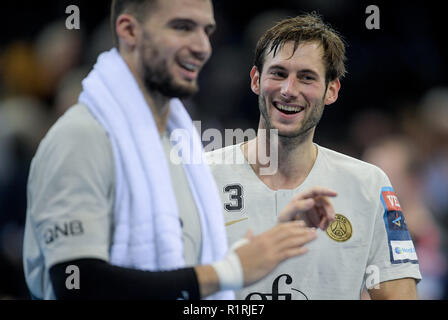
top-left (110, 0), bottom-right (157, 47)
top-left (254, 13), bottom-right (347, 83)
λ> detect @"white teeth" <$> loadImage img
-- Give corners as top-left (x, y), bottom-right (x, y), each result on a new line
top-left (180, 62), bottom-right (197, 71)
top-left (276, 103), bottom-right (303, 112)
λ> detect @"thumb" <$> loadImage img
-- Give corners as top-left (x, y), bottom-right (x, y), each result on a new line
top-left (278, 199), bottom-right (314, 223)
top-left (245, 229), bottom-right (254, 241)
top-left (230, 230), bottom-right (253, 251)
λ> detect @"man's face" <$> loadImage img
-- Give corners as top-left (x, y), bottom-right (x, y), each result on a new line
top-left (251, 41), bottom-right (340, 139)
top-left (138, 0), bottom-right (215, 98)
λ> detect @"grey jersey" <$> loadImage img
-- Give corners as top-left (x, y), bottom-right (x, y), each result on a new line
top-left (23, 104), bottom-right (201, 299)
top-left (207, 143), bottom-right (421, 300)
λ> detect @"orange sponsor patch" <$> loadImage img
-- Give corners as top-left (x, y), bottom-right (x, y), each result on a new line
top-left (382, 191), bottom-right (402, 211)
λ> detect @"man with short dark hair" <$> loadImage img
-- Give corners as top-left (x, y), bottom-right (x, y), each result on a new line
top-left (23, 0), bottom-right (330, 300)
top-left (207, 13), bottom-right (422, 299)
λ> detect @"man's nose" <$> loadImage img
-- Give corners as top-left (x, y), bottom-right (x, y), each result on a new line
top-left (280, 76), bottom-right (299, 99)
top-left (190, 30), bottom-right (212, 61)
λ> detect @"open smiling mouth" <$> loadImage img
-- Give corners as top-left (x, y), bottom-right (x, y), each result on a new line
top-left (273, 102), bottom-right (305, 115)
top-left (179, 62), bottom-right (199, 72)
top-left (176, 61), bottom-right (201, 82)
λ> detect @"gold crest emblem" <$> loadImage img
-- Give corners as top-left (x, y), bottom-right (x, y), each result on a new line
top-left (326, 214), bottom-right (352, 242)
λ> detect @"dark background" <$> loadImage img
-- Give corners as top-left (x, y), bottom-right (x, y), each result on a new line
top-left (2, 0), bottom-right (447, 131)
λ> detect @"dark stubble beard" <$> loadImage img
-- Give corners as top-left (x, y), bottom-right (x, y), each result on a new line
top-left (140, 31), bottom-right (199, 99)
top-left (258, 89), bottom-right (327, 145)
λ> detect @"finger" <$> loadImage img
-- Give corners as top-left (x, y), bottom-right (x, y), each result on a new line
top-left (314, 196), bottom-right (336, 223)
top-left (278, 199), bottom-right (314, 222)
top-left (269, 221), bottom-right (311, 242)
top-left (305, 209), bottom-right (321, 228)
top-left (317, 197), bottom-right (336, 222)
top-left (323, 200), bottom-right (336, 222)
top-left (245, 229), bottom-right (255, 241)
top-left (313, 202), bottom-right (327, 230)
top-left (231, 229), bottom-right (255, 251)
top-left (280, 246), bottom-right (309, 260)
top-left (295, 186), bottom-right (338, 200)
top-left (300, 213), bottom-right (313, 228)
top-left (276, 227), bottom-right (317, 250)
top-left (319, 216), bottom-right (329, 230)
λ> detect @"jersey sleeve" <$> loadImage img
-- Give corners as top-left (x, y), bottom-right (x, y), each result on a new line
top-left (365, 170), bottom-right (422, 289)
top-left (27, 114), bottom-right (114, 269)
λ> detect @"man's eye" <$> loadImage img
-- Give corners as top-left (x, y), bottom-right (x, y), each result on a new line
top-left (271, 71), bottom-right (286, 78)
top-left (205, 27), bottom-right (215, 38)
top-left (173, 24), bottom-right (193, 31)
top-left (302, 75), bottom-right (315, 82)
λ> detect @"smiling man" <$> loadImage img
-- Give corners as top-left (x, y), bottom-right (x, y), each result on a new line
top-left (23, 0), bottom-right (321, 300)
top-left (207, 13), bottom-right (422, 299)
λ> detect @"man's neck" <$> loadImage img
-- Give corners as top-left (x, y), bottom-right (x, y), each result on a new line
top-left (242, 128), bottom-right (318, 191)
top-left (122, 51), bottom-right (171, 134)
top-left (141, 89), bottom-right (171, 134)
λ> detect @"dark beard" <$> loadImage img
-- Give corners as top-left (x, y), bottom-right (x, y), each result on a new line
top-left (140, 30), bottom-right (198, 99)
top-left (142, 59), bottom-right (198, 99)
top-left (258, 92), bottom-right (326, 140)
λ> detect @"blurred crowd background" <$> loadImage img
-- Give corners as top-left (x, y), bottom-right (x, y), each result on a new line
top-left (1, 0), bottom-right (447, 299)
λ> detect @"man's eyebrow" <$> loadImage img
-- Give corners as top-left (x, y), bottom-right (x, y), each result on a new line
top-left (266, 65), bottom-right (288, 72)
top-left (266, 65), bottom-right (321, 78)
top-left (298, 69), bottom-right (320, 77)
top-left (167, 18), bottom-right (216, 34)
top-left (167, 18), bottom-right (197, 26)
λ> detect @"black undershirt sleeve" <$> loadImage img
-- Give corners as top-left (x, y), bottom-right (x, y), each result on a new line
top-left (49, 258), bottom-right (200, 300)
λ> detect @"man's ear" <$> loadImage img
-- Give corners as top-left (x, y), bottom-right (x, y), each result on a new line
top-left (116, 13), bottom-right (141, 51)
top-left (250, 66), bottom-right (261, 95)
top-left (324, 78), bottom-right (341, 105)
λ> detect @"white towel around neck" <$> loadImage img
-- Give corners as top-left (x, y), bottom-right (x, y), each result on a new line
top-left (78, 48), bottom-right (233, 299)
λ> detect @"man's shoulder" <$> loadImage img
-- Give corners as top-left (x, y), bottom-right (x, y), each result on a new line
top-left (318, 145), bottom-right (388, 181)
top-left (33, 103), bottom-right (112, 164)
top-left (206, 143), bottom-right (241, 157)
top-left (49, 103), bottom-right (106, 138)
top-left (29, 103), bottom-right (115, 193)
top-left (205, 143), bottom-right (244, 165)
top-left (40, 104), bottom-right (108, 150)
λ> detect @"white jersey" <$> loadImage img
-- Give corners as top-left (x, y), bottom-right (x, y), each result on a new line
top-left (206, 143), bottom-right (421, 300)
top-left (23, 104), bottom-right (202, 299)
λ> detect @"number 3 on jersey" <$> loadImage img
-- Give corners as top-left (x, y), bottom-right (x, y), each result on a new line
top-left (224, 184), bottom-right (244, 211)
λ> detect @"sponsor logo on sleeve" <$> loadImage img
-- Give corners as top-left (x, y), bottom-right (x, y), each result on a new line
top-left (43, 220), bottom-right (84, 245)
top-left (382, 190), bottom-right (402, 212)
top-left (380, 187), bottom-right (418, 264)
top-left (391, 240), bottom-right (418, 262)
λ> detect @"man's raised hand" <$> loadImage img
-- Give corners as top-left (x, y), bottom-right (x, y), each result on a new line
top-left (278, 187), bottom-right (337, 230)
